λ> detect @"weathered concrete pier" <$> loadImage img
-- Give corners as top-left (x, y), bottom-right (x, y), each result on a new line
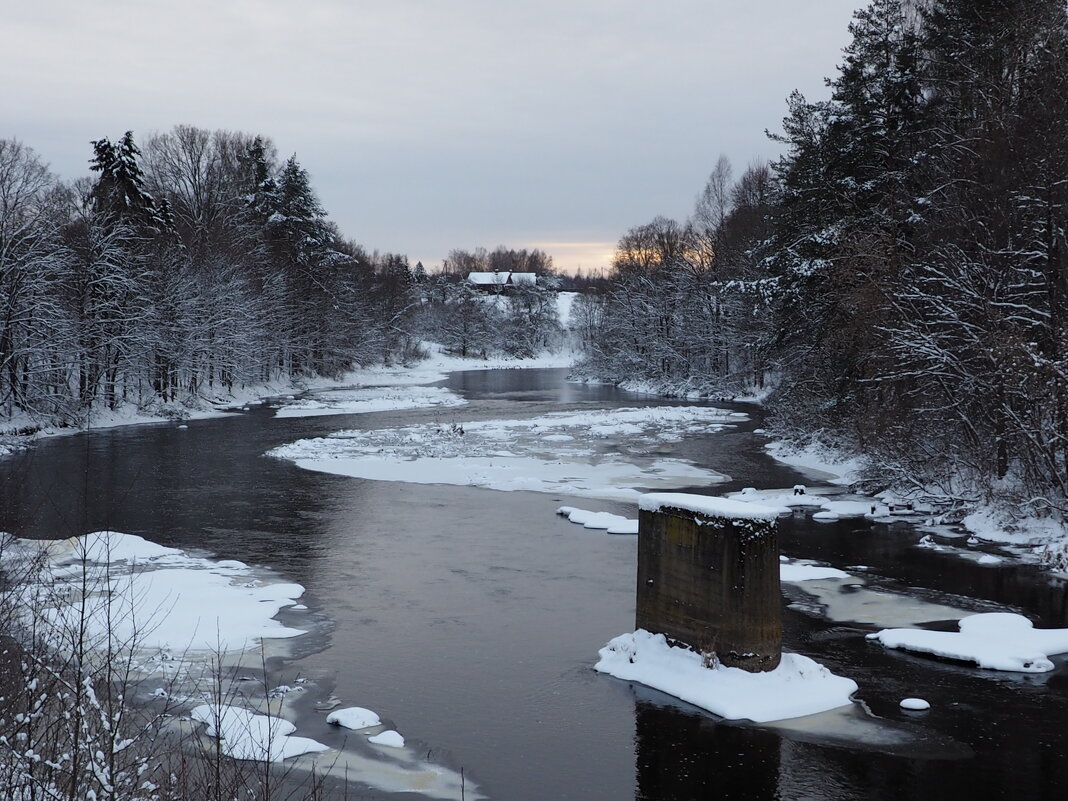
top-left (636, 493), bottom-right (782, 672)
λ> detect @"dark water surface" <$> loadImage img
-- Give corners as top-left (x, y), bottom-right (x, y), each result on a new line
top-left (2, 367), bottom-right (1067, 799)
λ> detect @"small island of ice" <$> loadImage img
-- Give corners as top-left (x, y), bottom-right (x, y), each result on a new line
top-left (595, 629), bottom-right (857, 723)
top-left (868, 612), bottom-right (1068, 672)
top-left (326, 706), bottom-right (382, 730)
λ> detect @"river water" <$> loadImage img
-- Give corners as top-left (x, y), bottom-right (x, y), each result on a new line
top-left (2, 367), bottom-right (1067, 800)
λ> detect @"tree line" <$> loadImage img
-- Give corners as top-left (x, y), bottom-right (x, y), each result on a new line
top-left (0, 126), bottom-right (430, 426)
top-left (580, 0), bottom-right (1068, 514)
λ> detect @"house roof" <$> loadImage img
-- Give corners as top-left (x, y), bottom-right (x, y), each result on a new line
top-left (466, 271), bottom-right (538, 286)
top-left (467, 271), bottom-right (510, 285)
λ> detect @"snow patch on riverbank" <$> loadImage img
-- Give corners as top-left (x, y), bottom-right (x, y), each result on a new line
top-left (868, 612), bottom-right (1068, 673)
top-left (595, 629), bottom-right (857, 723)
top-left (270, 405), bottom-right (739, 500)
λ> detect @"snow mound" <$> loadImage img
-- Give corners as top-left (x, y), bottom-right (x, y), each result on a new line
top-left (556, 506), bottom-right (638, 534)
top-left (326, 707), bottom-right (381, 730)
top-left (867, 612), bottom-right (1068, 672)
top-left (191, 704), bottom-right (328, 762)
top-left (595, 629), bottom-right (857, 723)
top-left (899, 698), bottom-right (930, 711)
top-left (368, 730), bottom-right (405, 748)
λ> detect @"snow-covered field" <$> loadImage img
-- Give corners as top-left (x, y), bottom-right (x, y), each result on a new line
top-left (269, 405), bottom-right (743, 500)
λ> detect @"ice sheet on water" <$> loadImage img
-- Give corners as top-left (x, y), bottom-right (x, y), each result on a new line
top-left (274, 386), bottom-right (465, 418)
top-left (595, 629), bottom-right (857, 723)
top-left (868, 612), bottom-right (1068, 672)
top-left (556, 506), bottom-right (639, 534)
top-left (270, 406), bottom-right (739, 500)
top-left (326, 706), bottom-right (381, 730)
top-left (191, 703), bottom-right (329, 762)
top-left (14, 531), bottom-right (306, 655)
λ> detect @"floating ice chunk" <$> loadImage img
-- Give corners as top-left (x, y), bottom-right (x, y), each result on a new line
top-left (368, 730), bottom-right (405, 748)
top-left (274, 386), bottom-right (465, 418)
top-left (977, 554), bottom-right (1002, 565)
top-left (556, 506), bottom-right (638, 535)
top-left (812, 511), bottom-right (839, 522)
top-left (868, 612), bottom-right (1068, 672)
top-left (191, 704), bottom-right (328, 762)
top-left (595, 630), bottom-right (857, 723)
top-left (327, 707), bottom-right (381, 730)
top-left (900, 698), bottom-right (930, 711)
top-left (780, 560), bottom-right (851, 582)
top-left (819, 500), bottom-right (877, 518)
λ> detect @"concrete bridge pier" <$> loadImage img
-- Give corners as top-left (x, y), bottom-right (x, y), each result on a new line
top-left (636, 493), bottom-right (782, 673)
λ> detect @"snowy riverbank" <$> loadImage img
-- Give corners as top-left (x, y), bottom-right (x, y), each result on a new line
top-left (0, 344), bottom-right (576, 457)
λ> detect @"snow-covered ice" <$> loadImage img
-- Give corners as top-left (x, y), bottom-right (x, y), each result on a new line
top-left (899, 698), bottom-right (930, 711)
top-left (273, 386), bottom-right (465, 418)
top-left (556, 506), bottom-right (638, 534)
top-left (191, 703), bottom-right (328, 762)
top-left (595, 630), bottom-right (857, 723)
top-left (779, 559), bottom-right (851, 582)
top-left (270, 406), bottom-right (739, 500)
top-left (368, 730), bottom-right (405, 748)
top-left (20, 531), bottom-right (306, 655)
top-left (868, 612), bottom-right (1068, 672)
top-left (327, 707), bottom-right (382, 730)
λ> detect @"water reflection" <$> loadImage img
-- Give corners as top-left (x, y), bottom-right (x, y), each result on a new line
top-left (3, 368), bottom-right (1068, 799)
top-left (634, 699), bottom-right (780, 800)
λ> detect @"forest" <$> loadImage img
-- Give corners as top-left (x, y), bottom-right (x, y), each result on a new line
top-left (578, 0), bottom-right (1068, 519)
top-left (0, 129), bottom-right (569, 431)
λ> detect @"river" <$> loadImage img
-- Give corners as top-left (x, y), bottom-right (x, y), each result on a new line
top-left (1, 367), bottom-right (1067, 800)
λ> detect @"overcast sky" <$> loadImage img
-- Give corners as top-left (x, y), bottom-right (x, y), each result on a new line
top-left (4, 1), bottom-right (863, 272)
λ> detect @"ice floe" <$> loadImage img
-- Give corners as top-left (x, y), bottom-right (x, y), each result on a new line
top-left (11, 531), bottom-right (306, 655)
top-left (868, 612), bottom-right (1068, 672)
top-left (274, 386), bottom-right (465, 418)
top-left (556, 506), bottom-right (638, 534)
top-left (327, 706), bottom-right (382, 730)
top-left (779, 559), bottom-right (851, 582)
top-left (368, 730), bottom-right (405, 748)
top-left (899, 698), bottom-right (930, 711)
top-left (270, 406), bottom-right (739, 500)
top-left (595, 629), bottom-right (857, 723)
top-left (191, 703), bottom-right (328, 762)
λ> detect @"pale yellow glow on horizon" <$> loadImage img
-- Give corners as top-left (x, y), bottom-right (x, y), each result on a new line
top-left (417, 240), bottom-right (617, 277)
top-left (518, 241), bottom-right (617, 275)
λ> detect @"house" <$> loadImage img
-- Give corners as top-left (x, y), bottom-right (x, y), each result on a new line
top-left (466, 271), bottom-right (538, 293)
